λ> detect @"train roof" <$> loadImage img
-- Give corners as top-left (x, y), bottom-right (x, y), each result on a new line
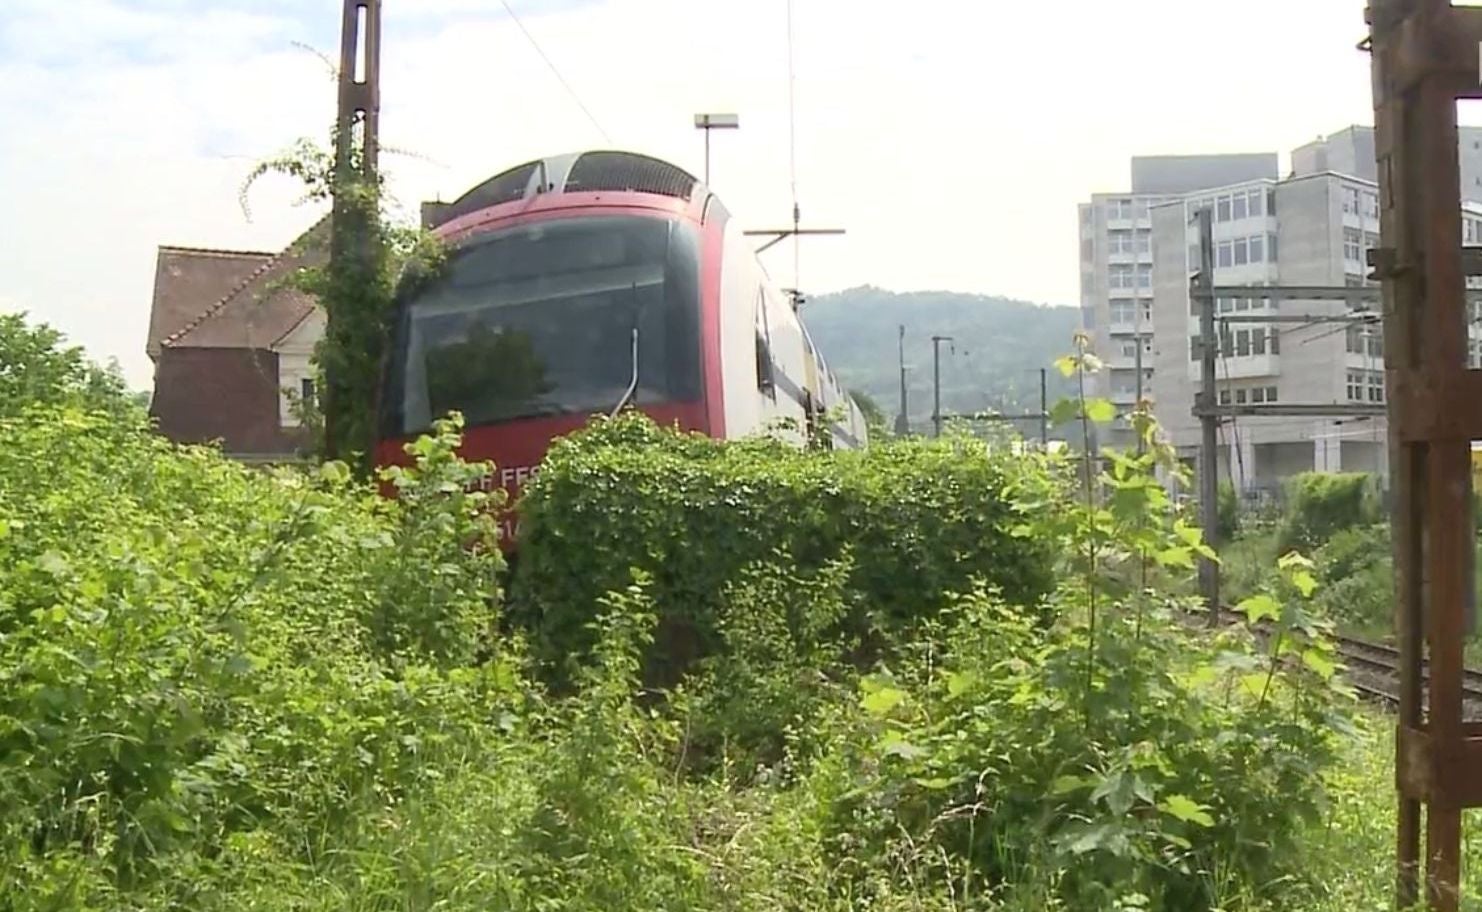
top-left (421, 150), bottom-right (709, 230)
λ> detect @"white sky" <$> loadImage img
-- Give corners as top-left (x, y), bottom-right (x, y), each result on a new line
top-left (0, 0), bottom-right (1383, 389)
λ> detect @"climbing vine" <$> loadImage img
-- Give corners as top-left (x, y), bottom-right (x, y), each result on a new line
top-left (241, 131), bottom-right (443, 473)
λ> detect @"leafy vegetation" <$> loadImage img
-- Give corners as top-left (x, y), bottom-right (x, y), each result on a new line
top-left (0, 314), bottom-right (1446, 909)
top-left (512, 414), bottom-right (1056, 687)
top-left (1275, 472), bottom-right (1380, 554)
top-left (241, 136), bottom-right (442, 472)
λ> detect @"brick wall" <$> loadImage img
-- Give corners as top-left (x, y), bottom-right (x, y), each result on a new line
top-left (150, 347), bottom-right (306, 456)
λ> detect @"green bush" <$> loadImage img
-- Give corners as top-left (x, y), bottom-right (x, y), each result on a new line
top-left (1216, 481), bottom-right (1239, 542)
top-left (0, 405), bottom-right (511, 903)
top-left (1276, 472), bottom-right (1379, 553)
top-left (513, 413), bottom-right (1056, 684)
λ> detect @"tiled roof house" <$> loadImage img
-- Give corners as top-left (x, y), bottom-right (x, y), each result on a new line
top-left (146, 218), bottom-right (329, 460)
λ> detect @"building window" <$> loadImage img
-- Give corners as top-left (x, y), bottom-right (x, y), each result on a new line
top-left (1120, 339), bottom-right (1138, 358)
top-left (1347, 325), bottom-right (1363, 354)
top-left (1267, 189), bottom-right (1277, 216)
top-left (1367, 330), bottom-right (1384, 358)
top-left (1137, 264), bottom-right (1152, 288)
top-left (300, 377), bottom-right (316, 409)
top-left (1235, 296), bottom-right (1251, 312)
top-left (1217, 195), bottom-right (1232, 222)
top-left (1219, 388), bottom-right (1231, 405)
top-left (1253, 327), bottom-right (1266, 354)
top-left (1269, 328), bottom-right (1280, 355)
top-left (1233, 237), bottom-right (1249, 265)
top-left (1235, 388), bottom-right (1248, 404)
top-left (1367, 371), bottom-right (1385, 403)
top-left (1365, 192), bottom-right (1380, 219)
top-left (1343, 227), bottom-right (1362, 262)
top-left (1235, 329), bottom-right (1251, 357)
top-left (1268, 232), bottom-right (1278, 262)
top-left (1347, 369), bottom-right (1364, 401)
top-left (1141, 300), bottom-right (1152, 323)
top-left (1252, 386), bottom-right (1266, 403)
top-left (1135, 231), bottom-right (1151, 254)
top-left (1249, 234), bottom-right (1264, 263)
top-left (1233, 193), bottom-right (1248, 221)
top-left (1110, 299), bottom-right (1136, 323)
top-left (1266, 386), bottom-right (1278, 402)
top-left (1217, 241), bottom-right (1233, 268)
top-left (1107, 198), bottom-right (1133, 220)
top-left (1343, 186), bottom-right (1361, 215)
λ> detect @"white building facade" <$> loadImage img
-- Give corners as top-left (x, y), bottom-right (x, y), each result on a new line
top-left (1078, 154), bottom-right (1279, 448)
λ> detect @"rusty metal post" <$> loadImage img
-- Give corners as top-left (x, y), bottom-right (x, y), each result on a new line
top-left (1368, 2), bottom-right (1482, 908)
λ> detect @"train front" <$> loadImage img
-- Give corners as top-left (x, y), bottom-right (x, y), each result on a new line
top-left (375, 151), bottom-right (718, 544)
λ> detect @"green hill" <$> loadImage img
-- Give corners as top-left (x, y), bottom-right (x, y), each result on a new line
top-left (801, 285), bottom-right (1082, 435)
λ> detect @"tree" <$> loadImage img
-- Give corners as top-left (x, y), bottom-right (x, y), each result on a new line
top-left (0, 313), bottom-right (135, 420)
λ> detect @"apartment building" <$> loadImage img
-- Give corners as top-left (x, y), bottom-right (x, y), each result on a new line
top-left (1148, 164), bottom-right (1482, 494)
top-left (1078, 154), bottom-right (1279, 448)
top-left (1149, 171), bottom-right (1391, 493)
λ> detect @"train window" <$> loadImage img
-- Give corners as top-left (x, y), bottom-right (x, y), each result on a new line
top-left (382, 215), bottom-right (702, 433)
top-left (755, 289), bottom-right (776, 395)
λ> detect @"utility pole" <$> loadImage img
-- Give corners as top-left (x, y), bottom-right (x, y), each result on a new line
top-left (1039, 367), bottom-right (1049, 447)
top-left (1133, 214), bottom-right (1146, 456)
top-left (327, 0), bottom-right (381, 461)
top-left (1195, 206), bottom-right (1219, 623)
top-left (894, 324), bottom-right (910, 436)
top-left (931, 334), bottom-right (953, 438)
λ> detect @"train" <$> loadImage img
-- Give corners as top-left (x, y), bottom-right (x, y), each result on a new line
top-left (374, 149), bottom-right (867, 543)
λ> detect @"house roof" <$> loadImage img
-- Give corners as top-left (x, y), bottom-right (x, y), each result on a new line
top-left (147, 246), bottom-right (274, 359)
top-left (149, 216), bottom-right (329, 357)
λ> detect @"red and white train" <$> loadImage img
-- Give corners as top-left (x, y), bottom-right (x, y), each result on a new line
top-left (375, 149), bottom-right (867, 542)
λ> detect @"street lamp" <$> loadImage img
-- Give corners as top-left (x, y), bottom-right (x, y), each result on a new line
top-left (693, 112), bottom-right (739, 185)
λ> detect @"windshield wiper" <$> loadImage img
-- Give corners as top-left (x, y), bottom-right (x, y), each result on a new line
top-left (610, 283), bottom-right (642, 417)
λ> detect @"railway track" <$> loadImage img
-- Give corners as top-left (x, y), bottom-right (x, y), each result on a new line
top-left (1331, 633), bottom-right (1482, 713)
top-left (1182, 607), bottom-right (1482, 714)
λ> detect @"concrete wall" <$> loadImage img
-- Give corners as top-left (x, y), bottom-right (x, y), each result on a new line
top-left (1291, 124), bottom-right (1482, 202)
top-left (1131, 154), bottom-right (1279, 194)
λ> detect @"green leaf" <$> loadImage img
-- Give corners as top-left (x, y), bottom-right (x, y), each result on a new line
top-left (1049, 399), bottom-right (1081, 426)
top-left (1289, 569), bottom-right (1318, 599)
top-left (1159, 794), bottom-right (1215, 827)
top-left (1237, 593), bottom-right (1281, 624)
top-left (1054, 355), bottom-right (1078, 378)
top-left (319, 460), bottom-right (352, 485)
top-left (1084, 398), bottom-right (1117, 423)
top-left (861, 686), bottom-right (906, 717)
top-left (1153, 546), bottom-right (1194, 569)
top-left (945, 670), bottom-right (976, 698)
top-left (1302, 646), bottom-right (1337, 680)
top-left (37, 551), bottom-right (69, 577)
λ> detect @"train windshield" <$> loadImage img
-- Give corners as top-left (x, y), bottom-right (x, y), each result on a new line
top-left (382, 214), bottom-right (702, 435)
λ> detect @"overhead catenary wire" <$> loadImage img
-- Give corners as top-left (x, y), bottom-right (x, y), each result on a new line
top-left (499, 0), bottom-right (612, 144)
top-left (785, 0), bottom-right (801, 290)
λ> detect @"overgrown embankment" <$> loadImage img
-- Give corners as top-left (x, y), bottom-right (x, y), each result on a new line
top-left (0, 314), bottom-right (1452, 909)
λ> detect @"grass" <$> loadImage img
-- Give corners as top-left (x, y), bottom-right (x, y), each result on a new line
top-left (1288, 712), bottom-right (1482, 911)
